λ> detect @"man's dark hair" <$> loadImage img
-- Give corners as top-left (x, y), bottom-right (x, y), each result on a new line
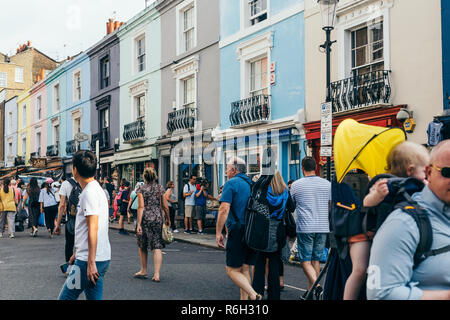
top-left (287, 180), bottom-right (295, 185)
top-left (190, 175), bottom-right (197, 180)
top-left (73, 150), bottom-right (97, 178)
top-left (302, 156), bottom-right (316, 172)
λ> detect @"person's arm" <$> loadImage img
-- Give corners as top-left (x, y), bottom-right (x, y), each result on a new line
top-left (195, 187), bottom-right (203, 198)
top-left (366, 212), bottom-right (441, 300)
top-left (136, 193), bottom-right (144, 235)
top-left (127, 193), bottom-right (133, 211)
top-left (364, 180), bottom-right (389, 208)
top-left (216, 202), bottom-right (230, 248)
top-left (183, 185), bottom-right (192, 198)
top-left (86, 215), bottom-right (100, 285)
top-left (54, 195), bottom-right (67, 235)
top-left (22, 193), bottom-right (28, 209)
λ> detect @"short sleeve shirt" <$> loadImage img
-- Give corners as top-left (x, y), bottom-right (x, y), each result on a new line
top-left (220, 173), bottom-right (252, 229)
top-left (195, 189), bottom-right (207, 207)
top-left (59, 179), bottom-right (75, 199)
top-left (183, 183), bottom-right (197, 206)
top-left (74, 180), bottom-right (111, 262)
top-left (38, 188), bottom-right (58, 207)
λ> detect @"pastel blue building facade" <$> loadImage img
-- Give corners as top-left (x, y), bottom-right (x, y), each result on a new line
top-left (4, 96), bottom-right (18, 167)
top-left (217, 0), bottom-right (306, 186)
top-left (45, 52), bottom-right (91, 176)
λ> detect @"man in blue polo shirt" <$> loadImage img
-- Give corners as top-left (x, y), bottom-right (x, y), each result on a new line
top-left (216, 157), bottom-right (261, 301)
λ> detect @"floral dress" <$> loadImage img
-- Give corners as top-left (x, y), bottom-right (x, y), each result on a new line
top-left (136, 182), bottom-right (166, 251)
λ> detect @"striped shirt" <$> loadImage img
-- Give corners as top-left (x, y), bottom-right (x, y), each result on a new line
top-left (291, 176), bottom-right (331, 233)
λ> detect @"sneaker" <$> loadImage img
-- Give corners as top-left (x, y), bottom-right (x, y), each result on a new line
top-left (189, 229), bottom-right (197, 234)
top-left (314, 286), bottom-right (323, 300)
top-left (184, 229), bottom-right (191, 234)
top-left (173, 229), bottom-right (179, 233)
top-left (198, 230), bottom-right (205, 234)
top-left (9, 234), bottom-right (15, 239)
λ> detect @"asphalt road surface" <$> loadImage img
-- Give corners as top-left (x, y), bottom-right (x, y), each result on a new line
top-left (0, 227), bottom-right (311, 300)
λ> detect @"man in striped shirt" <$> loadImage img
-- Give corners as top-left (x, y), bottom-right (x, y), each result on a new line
top-left (291, 156), bottom-right (331, 299)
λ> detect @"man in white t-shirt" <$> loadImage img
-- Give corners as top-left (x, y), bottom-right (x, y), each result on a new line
top-left (183, 175), bottom-right (197, 234)
top-left (58, 150), bottom-right (111, 300)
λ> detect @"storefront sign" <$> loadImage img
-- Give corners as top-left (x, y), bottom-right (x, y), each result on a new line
top-left (114, 146), bottom-right (157, 165)
top-left (31, 158), bottom-right (47, 168)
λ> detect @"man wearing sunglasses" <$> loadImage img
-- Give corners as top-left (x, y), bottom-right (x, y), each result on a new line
top-left (367, 139), bottom-right (450, 300)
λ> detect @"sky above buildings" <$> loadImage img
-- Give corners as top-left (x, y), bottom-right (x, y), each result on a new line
top-left (0, 0), bottom-right (156, 61)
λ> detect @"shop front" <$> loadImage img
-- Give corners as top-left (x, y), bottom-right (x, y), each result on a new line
top-left (114, 146), bottom-right (158, 188)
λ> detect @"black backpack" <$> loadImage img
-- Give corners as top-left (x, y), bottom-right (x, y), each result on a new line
top-left (66, 179), bottom-right (81, 235)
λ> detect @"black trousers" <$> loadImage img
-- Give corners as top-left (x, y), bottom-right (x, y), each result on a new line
top-left (252, 251), bottom-right (282, 300)
top-left (44, 205), bottom-right (58, 232)
top-left (169, 206), bottom-right (176, 230)
top-left (65, 224), bottom-right (75, 262)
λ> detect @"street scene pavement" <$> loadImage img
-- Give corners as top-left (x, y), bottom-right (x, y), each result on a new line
top-left (0, 224), bottom-right (312, 300)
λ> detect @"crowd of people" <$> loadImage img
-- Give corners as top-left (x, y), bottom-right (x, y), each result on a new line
top-left (1, 139), bottom-right (448, 301)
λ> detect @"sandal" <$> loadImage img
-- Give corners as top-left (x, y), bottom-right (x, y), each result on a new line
top-left (134, 272), bottom-right (148, 279)
top-left (151, 277), bottom-right (160, 282)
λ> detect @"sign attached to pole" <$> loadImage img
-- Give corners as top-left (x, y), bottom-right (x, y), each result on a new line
top-left (320, 102), bottom-right (333, 145)
top-left (320, 146), bottom-right (332, 157)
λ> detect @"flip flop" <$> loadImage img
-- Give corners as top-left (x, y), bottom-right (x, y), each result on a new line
top-left (134, 273), bottom-right (148, 279)
top-left (151, 278), bottom-right (160, 282)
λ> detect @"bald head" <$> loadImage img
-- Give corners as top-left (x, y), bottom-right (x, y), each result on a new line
top-left (427, 139), bottom-right (450, 205)
top-left (430, 139), bottom-right (450, 165)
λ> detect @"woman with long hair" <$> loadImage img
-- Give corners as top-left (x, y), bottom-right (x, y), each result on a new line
top-left (134, 167), bottom-right (170, 282)
top-left (0, 179), bottom-right (19, 238)
top-left (164, 181), bottom-right (177, 232)
top-left (252, 171), bottom-right (295, 300)
top-left (39, 178), bottom-right (59, 238)
top-left (22, 178), bottom-right (41, 237)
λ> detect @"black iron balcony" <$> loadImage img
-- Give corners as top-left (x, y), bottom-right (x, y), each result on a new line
top-left (230, 94), bottom-right (270, 127)
top-left (330, 70), bottom-right (392, 114)
top-left (46, 144), bottom-right (59, 157)
top-left (91, 128), bottom-right (110, 150)
top-left (14, 156), bottom-right (25, 166)
top-left (66, 140), bottom-right (77, 155)
top-left (167, 106), bottom-right (197, 133)
top-left (123, 119), bottom-right (146, 143)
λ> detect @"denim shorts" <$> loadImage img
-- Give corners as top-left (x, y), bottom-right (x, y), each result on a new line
top-left (297, 233), bottom-right (327, 262)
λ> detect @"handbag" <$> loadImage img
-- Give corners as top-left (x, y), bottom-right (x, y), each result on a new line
top-left (38, 212), bottom-right (45, 227)
top-left (162, 223), bottom-right (173, 244)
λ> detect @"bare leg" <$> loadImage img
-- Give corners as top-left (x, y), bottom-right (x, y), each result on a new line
top-left (137, 247), bottom-right (148, 275)
top-left (118, 215), bottom-right (124, 229)
top-left (153, 249), bottom-right (163, 281)
top-left (301, 261), bottom-right (318, 290)
top-left (197, 219), bottom-right (203, 232)
top-left (312, 260), bottom-right (321, 278)
top-left (344, 241), bottom-right (371, 300)
top-left (226, 265), bottom-right (258, 300)
top-left (184, 216), bottom-right (189, 231)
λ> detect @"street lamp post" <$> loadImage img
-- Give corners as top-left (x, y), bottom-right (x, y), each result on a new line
top-left (318, 0), bottom-right (338, 182)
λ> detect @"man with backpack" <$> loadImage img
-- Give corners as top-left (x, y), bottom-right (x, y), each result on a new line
top-left (55, 174), bottom-right (82, 264)
top-left (367, 140), bottom-right (450, 300)
top-left (216, 157), bottom-right (261, 301)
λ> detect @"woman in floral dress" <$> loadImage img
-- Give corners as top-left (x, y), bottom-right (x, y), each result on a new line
top-left (135, 167), bottom-right (170, 282)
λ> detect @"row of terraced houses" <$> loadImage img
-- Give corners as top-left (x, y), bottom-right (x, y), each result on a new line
top-left (1, 0), bottom-right (449, 202)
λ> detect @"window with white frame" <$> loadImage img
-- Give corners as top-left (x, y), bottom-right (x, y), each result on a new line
top-left (37, 96), bottom-right (42, 120)
top-left (100, 56), bottom-right (110, 89)
top-left (22, 137), bottom-right (26, 158)
top-left (249, 56), bottom-right (268, 97)
top-left (248, 0), bottom-right (267, 26)
top-left (183, 76), bottom-right (195, 109)
top-left (100, 108), bottom-right (109, 129)
top-left (351, 18), bottom-right (384, 76)
top-left (135, 94), bottom-right (146, 120)
top-left (22, 104), bottom-right (26, 129)
top-left (136, 35), bottom-right (146, 73)
top-left (73, 117), bottom-right (81, 136)
top-left (54, 83), bottom-right (60, 111)
top-left (54, 124), bottom-right (60, 146)
top-left (36, 132), bottom-right (41, 155)
top-left (74, 71), bottom-right (82, 101)
top-left (0, 72), bottom-right (7, 87)
top-left (183, 5), bottom-right (195, 52)
top-left (15, 67), bottom-right (24, 83)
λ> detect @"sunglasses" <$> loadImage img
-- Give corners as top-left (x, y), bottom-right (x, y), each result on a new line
top-left (432, 164), bottom-right (450, 178)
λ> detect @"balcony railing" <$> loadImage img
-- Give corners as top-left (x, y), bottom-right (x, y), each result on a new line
top-left (123, 119), bottom-right (146, 143)
top-left (46, 144), bottom-right (59, 157)
top-left (230, 94), bottom-right (270, 128)
top-left (167, 106), bottom-right (197, 133)
top-left (91, 128), bottom-right (110, 150)
top-left (66, 140), bottom-right (78, 155)
top-left (330, 70), bottom-right (391, 114)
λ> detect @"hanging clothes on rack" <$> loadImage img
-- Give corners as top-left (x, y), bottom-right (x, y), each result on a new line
top-left (427, 118), bottom-right (444, 147)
